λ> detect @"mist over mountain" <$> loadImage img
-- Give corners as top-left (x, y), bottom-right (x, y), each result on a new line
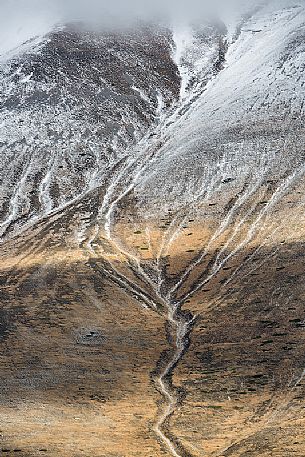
top-left (1, 0), bottom-right (299, 56)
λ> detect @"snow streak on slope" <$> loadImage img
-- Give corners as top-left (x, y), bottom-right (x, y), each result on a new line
top-left (0, 24), bottom-right (180, 240)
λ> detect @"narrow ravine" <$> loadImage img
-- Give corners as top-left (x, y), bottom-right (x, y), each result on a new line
top-left (87, 212), bottom-right (197, 456)
top-left (154, 301), bottom-right (196, 457)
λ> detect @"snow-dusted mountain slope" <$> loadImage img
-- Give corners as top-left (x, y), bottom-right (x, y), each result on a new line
top-left (0, 24), bottom-right (182, 238)
top-left (137, 2), bottom-right (305, 209)
top-left (1, 1), bottom-right (304, 240)
top-left (0, 2), bottom-right (305, 457)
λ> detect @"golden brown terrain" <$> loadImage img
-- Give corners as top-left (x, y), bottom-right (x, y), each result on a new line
top-left (0, 170), bottom-right (305, 457)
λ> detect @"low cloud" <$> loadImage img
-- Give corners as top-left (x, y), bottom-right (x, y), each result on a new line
top-left (0, 0), bottom-right (294, 56)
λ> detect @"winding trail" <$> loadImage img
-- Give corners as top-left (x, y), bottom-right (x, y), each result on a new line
top-left (154, 302), bottom-right (196, 457)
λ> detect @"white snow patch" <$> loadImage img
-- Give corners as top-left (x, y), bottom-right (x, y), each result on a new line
top-left (172, 22), bottom-right (194, 100)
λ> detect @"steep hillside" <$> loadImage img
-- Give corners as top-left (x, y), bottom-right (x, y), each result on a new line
top-left (0, 1), bottom-right (305, 456)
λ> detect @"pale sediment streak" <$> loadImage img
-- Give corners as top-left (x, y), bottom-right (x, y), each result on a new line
top-left (225, 194), bottom-right (305, 287)
top-left (85, 224), bottom-right (99, 255)
top-left (85, 177), bottom-right (196, 457)
top-left (84, 149), bottom-right (197, 457)
top-left (102, 192), bottom-right (198, 456)
top-left (0, 161), bottom-right (32, 237)
top-left (154, 304), bottom-right (196, 457)
top-left (168, 172), bottom-right (265, 301)
top-left (93, 261), bottom-right (154, 311)
top-left (38, 157), bottom-right (57, 214)
top-left (178, 167), bottom-right (305, 306)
